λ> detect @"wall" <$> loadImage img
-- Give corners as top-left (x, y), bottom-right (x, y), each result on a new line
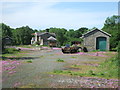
top-left (83, 30), bottom-right (110, 51)
top-left (41, 33), bottom-right (56, 45)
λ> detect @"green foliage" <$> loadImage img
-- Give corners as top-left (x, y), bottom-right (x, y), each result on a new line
top-left (54, 54), bottom-right (119, 78)
top-left (75, 27), bottom-right (89, 38)
top-left (48, 27), bottom-right (88, 46)
top-left (12, 26), bottom-right (34, 45)
top-left (117, 41), bottom-right (120, 63)
top-left (95, 56), bottom-right (119, 78)
top-left (54, 70), bottom-right (63, 73)
top-left (0, 23), bottom-right (13, 49)
top-left (0, 23), bottom-right (12, 38)
top-left (104, 15), bottom-right (120, 25)
top-left (26, 60), bottom-right (33, 63)
top-left (1, 23), bottom-right (35, 46)
top-left (3, 48), bottom-right (20, 54)
top-left (88, 70), bottom-right (96, 75)
top-left (53, 70), bottom-right (84, 76)
top-left (92, 50), bottom-right (101, 52)
top-left (57, 59), bottom-right (64, 62)
top-left (111, 47), bottom-right (118, 51)
top-left (49, 27), bottom-right (67, 46)
top-left (1, 23), bottom-right (90, 46)
top-left (102, 15), bottom-right (120, 49)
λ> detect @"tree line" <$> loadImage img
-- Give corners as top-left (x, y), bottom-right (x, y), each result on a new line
top-left (1, 15), bottom-right (120, 50)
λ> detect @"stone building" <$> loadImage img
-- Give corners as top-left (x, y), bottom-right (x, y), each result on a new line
top-left (31, 32), bottom-right (57, 46)
top-left (2, 36), bottom-right (12, 45)
top-left (82, 29), bottom-right (111, 51)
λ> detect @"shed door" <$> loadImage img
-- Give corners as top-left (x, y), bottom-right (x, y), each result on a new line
top-left (96, 37), bottom-right (106, 51)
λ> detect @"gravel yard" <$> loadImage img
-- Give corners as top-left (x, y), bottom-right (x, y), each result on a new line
top-left (2, 47), bottom-right (118, 88)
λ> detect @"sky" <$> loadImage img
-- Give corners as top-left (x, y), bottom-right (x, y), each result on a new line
top-left (1, 0), bottom-right (118, 30)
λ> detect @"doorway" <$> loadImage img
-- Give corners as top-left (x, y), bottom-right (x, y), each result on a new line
top-left (96, 37), bottom-right (107, 51)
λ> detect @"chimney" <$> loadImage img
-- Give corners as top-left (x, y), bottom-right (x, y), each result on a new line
top-left (46, 29), bottom-right (49, 32)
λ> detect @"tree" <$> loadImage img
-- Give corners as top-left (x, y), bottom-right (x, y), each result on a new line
top-left (65, 29), bottom-right (77, 38)
top-left (0, 23), bottom-right (12, 38)
top-left (49, 27), bottom-right (67, 46)
top-left (75, 27), bottom-right (89, 38)
top-left (12, 26), bottom-right (34, 45)
top-left (0, 23), bottom-right (13, 50)
top-left (104, 15), bottom-right (120, 25)
top-left (102, 15), bottom-right (120, 49)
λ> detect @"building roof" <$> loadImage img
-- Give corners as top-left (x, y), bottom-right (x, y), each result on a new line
top-left (2, 36), bottom-right (12, 40)
top-left (34, 32), bottom-right (56, 36)
top-left (82, 29), bottom-right (111, 38)
top-left (47, 36), bottom-right (57, 41)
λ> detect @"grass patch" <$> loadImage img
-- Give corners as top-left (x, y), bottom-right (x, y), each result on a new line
top-left (71, 56), bottom-right (77, 58)
top-left (2, 51), bottom-right (30, 57)
top-left (20, 84), bottom-right (42, 88)
top-left (26, 60), bottom-right (33, 63)
top-left (53, 70), bottom-right (86, 77)
top-left (94, 56), bottom-right (119, 78)
top-left (39, 55), bottom-right (44, 58)
top-left (56, 59), bottom-right (64, 62)
top-left (16, 45), bottom-right (34, 48)
top-left (53, 55), bottom-right (118, 79)
top-left (92, 50), bottom-right (101, 52)
top-left (71, 64), bottom-right (80, 67)
top-left (3, 48), bottom-right (20, 54)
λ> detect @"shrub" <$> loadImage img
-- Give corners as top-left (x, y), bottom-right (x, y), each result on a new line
top-left (26, 60), bottom-right (33, 63)
top-left (57, 59), bottom-right (64, 62)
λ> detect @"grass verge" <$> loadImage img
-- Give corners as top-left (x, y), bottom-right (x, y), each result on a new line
top-left (52, 55), bottom-right (118, 79)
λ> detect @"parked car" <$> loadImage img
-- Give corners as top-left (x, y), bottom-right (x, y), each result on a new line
top-left (61, 46), bottom-right (80, 53)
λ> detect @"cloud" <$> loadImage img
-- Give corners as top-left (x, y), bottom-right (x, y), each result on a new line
top-left (2, 1), bottom-right (117, 30)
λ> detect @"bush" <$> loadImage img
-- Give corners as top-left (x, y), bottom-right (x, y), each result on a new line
top-left (57, 59), bottom-right (64, 62)
top-left (111, 47), bottom-right (118, 51)
top-left (26, 60), bottom-right (33, 63)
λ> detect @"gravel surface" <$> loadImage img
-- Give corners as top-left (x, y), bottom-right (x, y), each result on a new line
top-left (2, 48), bottom-right (118, 88)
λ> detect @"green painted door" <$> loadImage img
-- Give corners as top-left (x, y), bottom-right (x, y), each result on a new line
top-left (96, 37), bottom-right (106, 51)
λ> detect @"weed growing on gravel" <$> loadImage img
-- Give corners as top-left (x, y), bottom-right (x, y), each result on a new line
top-left (53, 55), bottom-right (118, 79)
top-left (20, 84), bottom-right (42, 88)
top-left (57, 59), bottom-right (64, 62)
top-left (26, 60), bottom-right (33, 63)
top-left (53, 70), bottom-right (85, 76)
top-left (88, 70), bottom-right (96, 75)
top-left (54, 70), bottom-right (63, 73)
top-left (72, 64), bottom-right (79, 67)
top-left (71, 56), bottom-right (77, 58)
top-left (95, 56), bottom-right (119, 78)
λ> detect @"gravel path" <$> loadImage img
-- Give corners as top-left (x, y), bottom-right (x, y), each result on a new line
top-left (2, 48), bottom-right (118, 88)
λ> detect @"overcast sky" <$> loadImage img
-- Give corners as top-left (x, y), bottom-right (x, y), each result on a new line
top-left (1, 0), bottom-right (118, 30)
